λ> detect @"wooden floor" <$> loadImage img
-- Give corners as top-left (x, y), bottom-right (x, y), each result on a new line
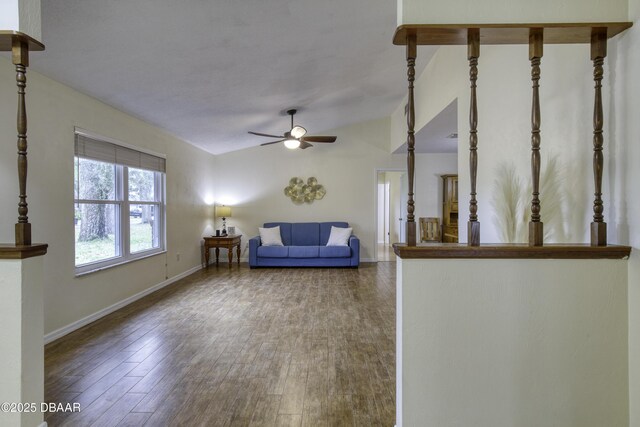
top-left (45, 263), bottom-right (396, 426)
top-left (376, 244), bottom-right (396, 262)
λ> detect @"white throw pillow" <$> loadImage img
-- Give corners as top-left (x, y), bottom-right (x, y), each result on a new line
top-left (259, 226), bottom-right (284, 246)
top-left (326, 226), bottom-right (352, 246)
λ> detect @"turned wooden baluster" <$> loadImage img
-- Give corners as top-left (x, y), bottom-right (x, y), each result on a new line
top-left (467, 28), bottom-right (480, 246)
top-left (528, 29), bottom-right (544, 246)
top-left (406, 34), bottom-right (417, 246)
top-left (13, 39), bottom-right (31, 246)
top-left (591, 28), bottom-right (607, 246)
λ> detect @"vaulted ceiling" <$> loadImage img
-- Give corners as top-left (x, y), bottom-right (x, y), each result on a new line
top-left (32, 0), bottom-right (433, 154)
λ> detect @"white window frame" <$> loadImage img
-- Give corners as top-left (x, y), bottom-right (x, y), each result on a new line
top-left (74, 145), bottom-right (166, 276)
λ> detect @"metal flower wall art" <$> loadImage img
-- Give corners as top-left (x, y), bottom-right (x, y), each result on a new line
top-left (284, 177), bottom-right (326, 204)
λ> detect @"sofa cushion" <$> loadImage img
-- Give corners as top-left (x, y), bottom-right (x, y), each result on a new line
top-left (326, 226), bottom-right (353, 246)
top-left (264, 222), bottom-right (292, 246)
top-left (259, 226), bottom-right (284, 246)
top-left (257, 246), bottom-right (289, 258)
top-left (291, 223), bottom-right (320, 246)
top-left (289, 246), bottom-right (319, 258)
top-left (319, 246), bottom-right (351, 258)
top-left (320, 222), bottom-right (349, 245)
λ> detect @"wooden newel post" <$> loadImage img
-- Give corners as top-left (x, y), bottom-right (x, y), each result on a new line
top-left (590, 28), bottom-right (607, 246)
top-left (528, 29), bottom-right (544, 246)
top-left (406, 34), bottom-right (417, 246)
top-left (467, 28), bottom-right (480, 246)
top-left (13, 39), bottom-right (31, 246)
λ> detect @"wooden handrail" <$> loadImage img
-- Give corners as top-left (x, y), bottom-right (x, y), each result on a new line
top-left (393, 243), bottom-right (631, 259)
top-left (394, 22), bottom-right (631, 250)
top-left (393, 22), bottom-right (632, 45)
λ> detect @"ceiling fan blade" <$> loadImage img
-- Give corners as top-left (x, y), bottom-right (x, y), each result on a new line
top-left (300, 136), bottom-right (337, 143)
top-left (260, 139), bottom-right (285, 146)
top-left (299, 141), bottom-right (313, 149)
top-left (249, 131), bottom-right (284, 138)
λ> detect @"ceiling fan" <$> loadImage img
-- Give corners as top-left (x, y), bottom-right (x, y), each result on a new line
top-left (249, 109), bottom-right (337, 149)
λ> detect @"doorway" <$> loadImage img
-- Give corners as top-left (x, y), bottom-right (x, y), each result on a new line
top-left (376, 170), bottom-right (407, 262)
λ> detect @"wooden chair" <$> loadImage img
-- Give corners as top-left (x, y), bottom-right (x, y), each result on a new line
top-left (420, 217), bottom-right (441, 242)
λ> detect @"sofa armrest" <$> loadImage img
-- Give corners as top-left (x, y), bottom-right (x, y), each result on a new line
top-left (249, 236), bottom-right (261, 267)
top-left (349, 235), bottom-right (360, 267)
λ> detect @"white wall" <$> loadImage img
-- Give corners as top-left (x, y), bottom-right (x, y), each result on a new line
top-left (0, 257), bottom-right (44, 427)
top-left (397, 257), bottom-right (629, 427)
top-left (390, 7), bottom-right (639, 424)
top-left (415, 153), bottom-right (458, 221)
top-left (614, 0), bottom-right (640, 424)
top-left (397, 0), bottom-right (628, 26)
top-left (0, 57), bottom-right (216, 335)
top-left (377, 173), bottom-right (386, 243)
top-left (387, 171), bottom-right (402, 243)
top-left (0, 0), bottom-right (41, 41)
top-left (391, 47), bottom-right (465, 154)
top-left (214, 118), bottom-right (405, 261)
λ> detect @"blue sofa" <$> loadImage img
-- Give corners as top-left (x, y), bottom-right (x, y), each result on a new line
top-left (249, 222), bottom-right (359, 268)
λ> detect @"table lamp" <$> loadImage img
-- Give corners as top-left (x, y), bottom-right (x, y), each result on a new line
top-left (215, 205), bottom-right (232, 235)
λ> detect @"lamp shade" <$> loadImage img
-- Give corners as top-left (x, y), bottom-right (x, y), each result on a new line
top-left (284, 138), bottom-right (301, 149)
top-left (215, 205), bottom-right (232, 218)
top-left (290, 125), bottom-right (307, 139)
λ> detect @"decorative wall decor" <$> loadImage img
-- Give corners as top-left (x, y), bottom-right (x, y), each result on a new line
top-left (284, 177), bottom-right (326, 204)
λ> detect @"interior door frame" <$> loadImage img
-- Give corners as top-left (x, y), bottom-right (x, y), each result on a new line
top-left (374, 168), bottom-right (408, 262)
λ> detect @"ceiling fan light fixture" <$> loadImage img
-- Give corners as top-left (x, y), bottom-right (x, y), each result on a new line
top-left (284, 138), bottom-right (301, 149)
top-left (249, 109), bottom-right (336, 149)
top-left (290, 125), bottom-right (307, 139)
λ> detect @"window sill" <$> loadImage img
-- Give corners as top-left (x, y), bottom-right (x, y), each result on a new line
top-left (75, 250), bottom-right (166, 277)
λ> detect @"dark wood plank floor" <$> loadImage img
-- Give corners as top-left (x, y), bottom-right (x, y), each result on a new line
top-left (45, 263), bottom-right (396, 426)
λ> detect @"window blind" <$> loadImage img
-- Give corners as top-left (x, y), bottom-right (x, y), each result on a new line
top-left (74, 132), bottom-right (166, 173)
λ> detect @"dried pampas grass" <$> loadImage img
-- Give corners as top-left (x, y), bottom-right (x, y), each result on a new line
top-left (491, 156), bottom-right (566, 243)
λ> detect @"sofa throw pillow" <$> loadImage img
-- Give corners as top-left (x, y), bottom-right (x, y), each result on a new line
top-left (259, 226), bottom-right (284, 246)
top-left (326, 226), bottom-right (352, 246)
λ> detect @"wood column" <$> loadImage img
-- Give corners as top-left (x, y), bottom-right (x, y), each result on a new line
top-left (528, 29), bottom-right (544, 246)
top-left (590, 28), bottom-right (607, 246)
top-left (13, 39), bottom-right (31, 246)
top-left (467, 28), bottom-right (480, 246)
top-left (405, 34), bottom-right (417, 246)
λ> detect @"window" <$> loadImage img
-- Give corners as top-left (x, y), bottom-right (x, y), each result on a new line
top-left (74, 129), bottom-right (166, 274)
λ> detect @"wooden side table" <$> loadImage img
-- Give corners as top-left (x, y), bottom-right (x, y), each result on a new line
top-left (204, 234), bottom-right (242, 268)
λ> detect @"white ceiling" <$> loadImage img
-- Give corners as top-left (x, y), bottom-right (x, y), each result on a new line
top-left (31, 0), bottom-right (435, 155)
top-left (394, 99), bottom-right (458, 154)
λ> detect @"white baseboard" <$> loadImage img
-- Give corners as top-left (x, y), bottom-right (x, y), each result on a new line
top-left (44, 264), bottom-right (202, 344)
top-left (38, 422), bottom-right (48, 427)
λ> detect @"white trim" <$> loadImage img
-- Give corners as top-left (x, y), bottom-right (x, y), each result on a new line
top-left (374, 168), bottom-right (408, 261)
top-left (45, 264), bottom-right (202, 344)
top-left (75, 250), bottom-right (166, 277)
top-left (74, 126), bottom-right (167, 159)
top-left (38, 422), bottom-right (48, 427)
top-left (74, 166), bottom-right (166, 276)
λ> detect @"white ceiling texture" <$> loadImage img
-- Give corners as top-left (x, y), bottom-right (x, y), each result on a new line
top-left (32, 0), bottom-right (435, 155)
